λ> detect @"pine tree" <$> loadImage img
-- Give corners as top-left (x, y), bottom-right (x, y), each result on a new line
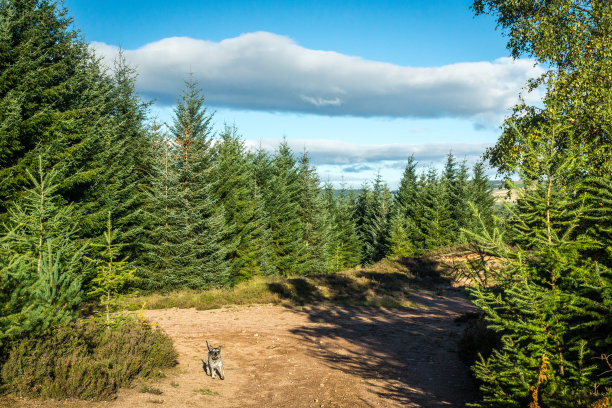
top-left (0, 0), bottom-right (115, 228)
top-left (0, 157), bottom-right (84, 347)
top-left (209, 125), bottom-right (275, 282)
top-left (466, 160), bottom-right (495, 234)
top-left (357, 173), bottom-right (391, 265)
top-left (262, 140), bottom-right (305, 275)
top-left (84, 52), bottom-right (151, 265)
top-left (141, 77), bottom-right (229, 288)
top-left (297, 151), bottom-right (331, 274)
top-left (87, 212), bottom-right (135, 329)
top-left (170, 77), bottom-right (229, 287)
top-left (389, 155), bottom-right (421, 257)
top-left (441, 152), bottom-right (465, 243)
top-left (139, 122), bottom-right (182, 289)
top-left (468, 119), bottom-right (612, 407)
top-left (419, 167), bottom-right (453, 251)
top-left (324, 185), bottom-right (361, 272)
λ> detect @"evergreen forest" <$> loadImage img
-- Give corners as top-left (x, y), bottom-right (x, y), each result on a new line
top-left (0, 0), bottom-right (610, 406)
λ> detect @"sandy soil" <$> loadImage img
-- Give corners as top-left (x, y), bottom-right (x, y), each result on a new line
top-left (1, 288), bottom-right (478, 408)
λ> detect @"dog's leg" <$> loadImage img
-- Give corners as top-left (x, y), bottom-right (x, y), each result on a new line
top-left (218, 364), bottom-right (225, 380)
top-left (201, 359), bottom-right (208, 375)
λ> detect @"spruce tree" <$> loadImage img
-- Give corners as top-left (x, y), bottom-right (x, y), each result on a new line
top-left (357, 173), bottom-right (391, 265)
top-left (419, 167), bottom-right (453, 251)
top-left (87, 212), bottom-right (135, 329)
top-left (84, 52), bottom-right (151, 264)
top-left (324, 185), bottom-right (361, 272)
top-left (262, 140), bottom-right (305, 275)
top-left (441, 152), bottom-right (462, 242)
top-left (142, 77), bottom-right (229, 288)
top-left (0, 0), bottom-right (115, 228)
top-left (0, 157), bottom-right (84, 348)
top-left (209, 125), bottom-right (275, 282)
top-left (297, 151), bottom-right (331, 274)
top-left (468, 119), bottom-right (612, 407)
top-left (467, 160), bottom-right (495, 234)
top-left (389, 155), bottom-right (421, 257)
top-left (139, 122), bottom-right (182, 289)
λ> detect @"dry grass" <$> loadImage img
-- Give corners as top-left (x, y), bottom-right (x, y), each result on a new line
top-left (121, 276), bottom-right (284, 311)
top-left (119, 254), bottom-right (472, 312)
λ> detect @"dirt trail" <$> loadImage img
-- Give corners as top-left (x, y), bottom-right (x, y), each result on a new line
top-left (4, 288), bottom-right (478, 407)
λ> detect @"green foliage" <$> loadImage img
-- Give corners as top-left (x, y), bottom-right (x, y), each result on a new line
top-left (87, 213), bottom-right (135, 328)
top-left (419, 167), bottom-right (454, 250)
top-left (389, 156), bottom-right (420, 257)
top-left (356, 173), bottom-right (392, 265)
top-left (297, 151), bottom-right (332, 274)
top-left (468, 122), bottom-right (612, 407)
top-left (84, 52), bottom-right (152, 265)
top-left (475, 0), bottom-right (612, 176)
top-left (0, 158), bottom-right (84, 349)
top-left (1, 317), bottom-right (177, 400)
top-left (141, 77), bottom-right (229, 289)
top-left (324, 185), bottom-right (362, 272)
top-left (261, 140), bottom-right (306, 275)
top-left (209, 125), bottom-right (275, 282)
top-left (467, 160), bottom-right (496, 233)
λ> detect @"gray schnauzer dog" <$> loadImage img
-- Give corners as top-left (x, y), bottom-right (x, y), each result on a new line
top-left (202, 340), bottom-right (225, 380)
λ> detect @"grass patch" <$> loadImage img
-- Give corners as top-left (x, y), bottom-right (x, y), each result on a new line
top-left (121, 276), bottom-right (284, 311)
top-left (118, 256), bottom-right (459, 311)
top-left (140, 385), bottom-right (163, 395)
top-left (194, 388), bottom-right (218, 396)
top-left (1, 317), bottom-right (178, 400)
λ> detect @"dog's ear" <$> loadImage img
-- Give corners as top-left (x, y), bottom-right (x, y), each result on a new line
top-left (219, 345), bottom-right (222, 350)
top-left (206, 340), bottom-right (211, 351)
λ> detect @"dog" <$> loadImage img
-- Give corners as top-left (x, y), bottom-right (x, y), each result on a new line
top-left (203, 340), bottom-right (225, 380)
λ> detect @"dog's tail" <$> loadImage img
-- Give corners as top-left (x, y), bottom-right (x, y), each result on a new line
top-left (206, 340), bottom-right (211, 351)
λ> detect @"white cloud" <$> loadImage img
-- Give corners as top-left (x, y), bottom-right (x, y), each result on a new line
top-left (243, 138), bottom-right (491, 165)
top-left (91, 32), bottom-right (543, 119)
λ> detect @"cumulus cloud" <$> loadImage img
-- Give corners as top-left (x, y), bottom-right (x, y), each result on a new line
top-left (91, 32), bottom-right (543, 119)
top-left (243, 138), bottom-right (491, 165)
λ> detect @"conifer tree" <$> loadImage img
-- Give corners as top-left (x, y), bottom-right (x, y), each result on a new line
top-left (419, 167), bottom-right (453, 251)
top-left (297, 151), bottom-right (331, 274)
top-left (0, 157), bottom-right (84, 347)
top-left (84, 52), bottom-right (151, 264)
top-left (139, 122), bottom-right (182, 288)
top-left (466, 160), bottom-right (495, 233)
top-left (357, 173), bottom-right (391, 265)
top-left (468, 119), bottom-right (612, 407)
top-left (209, 125), bottom-right (275, 282)
top-left (0, 0), bottom-right (115, 228)
top-left (441, 152), bottom-right (463, 242)
top-left (87, 212), bottom-right (135, 329)
top-left (145, 77), bottom-right (229, 288)
top-left (326, 185), bottom-right (362, 272)
top-left (262, 140), bottom-right (305, 275)
top-left (388, 155), bottom-right (421, 257)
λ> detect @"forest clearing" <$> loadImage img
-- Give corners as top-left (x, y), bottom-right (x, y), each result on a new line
top-left (0, 254), bottom-right (480, 408)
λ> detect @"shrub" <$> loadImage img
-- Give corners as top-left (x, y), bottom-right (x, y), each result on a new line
top-left (1, 317), bottom-right (177, 400)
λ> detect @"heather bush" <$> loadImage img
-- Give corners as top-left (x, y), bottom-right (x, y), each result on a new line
top-left (1, 317), bottom-right (177, 400)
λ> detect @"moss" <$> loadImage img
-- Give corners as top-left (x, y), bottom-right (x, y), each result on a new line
top-left (1, 317), bottom-right (177, 400)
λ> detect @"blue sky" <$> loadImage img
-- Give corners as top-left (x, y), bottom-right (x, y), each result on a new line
top-left (65, 0), bottom-right (540, 187)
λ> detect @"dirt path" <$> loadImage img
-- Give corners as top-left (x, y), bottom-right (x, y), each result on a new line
top-left (4, 288), bottom-right (478, 407)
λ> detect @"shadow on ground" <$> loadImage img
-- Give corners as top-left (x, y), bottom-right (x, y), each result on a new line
top-left (266, 257), bottom-right (458, 307)
top-left (271, 256), bottom-right (479, 407)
